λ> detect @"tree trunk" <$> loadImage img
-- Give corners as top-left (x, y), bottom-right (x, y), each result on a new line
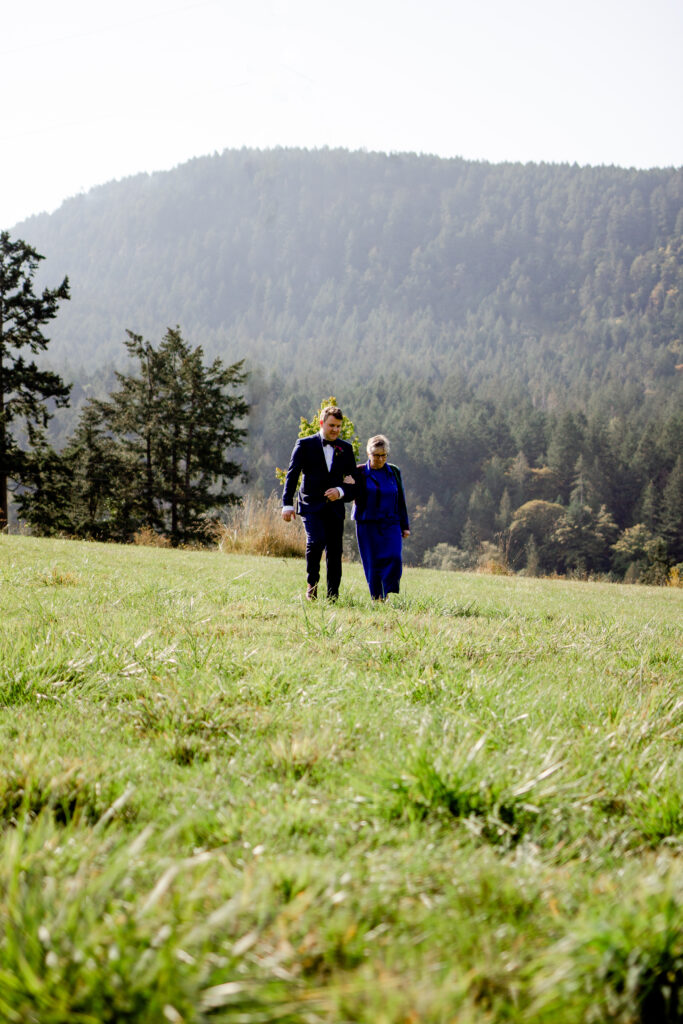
top-left (182, 407), bottom-right (196, 544)
top-left (170, 428), bottom-right (179, 545)
top-left (145, 429), bottom-right (154, 527)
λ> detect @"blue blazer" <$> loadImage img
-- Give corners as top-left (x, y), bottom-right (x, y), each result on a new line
top-left (351, 463), bottom-right (410, 532)
top-left (282, 435), bottom-right (357, 518)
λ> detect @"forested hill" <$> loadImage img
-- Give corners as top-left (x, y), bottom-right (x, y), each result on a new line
top-left (14, 147), bottom-right (683, 411)
top-left (8, 148), bottom-right (683, 576)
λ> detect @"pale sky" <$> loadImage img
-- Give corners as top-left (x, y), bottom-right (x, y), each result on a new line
top-left (2, 0), bottom-right (682, 229)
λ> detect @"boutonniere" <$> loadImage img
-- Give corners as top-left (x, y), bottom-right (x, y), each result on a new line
top-left (333, 445), bottom-right (343, 456)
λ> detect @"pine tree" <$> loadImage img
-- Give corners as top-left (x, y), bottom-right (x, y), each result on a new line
top-left (96, 327), bottom-right (250, 545)
top-left (639, 479), bottom-right (660, 533)
top-left (660, 455), bottom-right (683, 562)
top-left (12, 426), bottom-right (72, 536)
top-left (507, 451), bottom-right (530, 508)
top-left (406, 494), bottom-right (449, 563)
top-left (553, 501), bottom-right (617, 574)
top-left (153, 328), bottom-right (249, 543)
top-left (495, 488), bottom-right (513, 532)
top-left (611, 523), bottom-right (653, 578)
top-left (466, 481), bottom-right (496, 540)
top-left (0, 232), bottom-right (70, 527)
top-left (63, 402), bottom-right (137, 540)
top-left (98, 331), bottom-right (166, 532)
top-left (547, 412), bottom-right (586, 503)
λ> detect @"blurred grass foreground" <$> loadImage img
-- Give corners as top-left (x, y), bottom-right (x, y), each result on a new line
top-left (0, 533), bottom-right (681, 1023)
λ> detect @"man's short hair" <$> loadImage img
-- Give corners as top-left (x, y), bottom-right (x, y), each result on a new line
top-left (321, 406), bottom-right (343, 422)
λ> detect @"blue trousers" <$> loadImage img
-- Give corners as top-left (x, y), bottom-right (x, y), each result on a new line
top-left (356, 521), bottom-right (403, 599)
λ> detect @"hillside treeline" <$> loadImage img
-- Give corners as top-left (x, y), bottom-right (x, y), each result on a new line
top-left (16, 148), bottom-right (683, 402)
top-left (248, 374), bottom-right (682, 581)
top-left (9, 148), bottom-right (683, 579)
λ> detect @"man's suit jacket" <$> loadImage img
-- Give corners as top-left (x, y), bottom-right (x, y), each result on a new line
top-left (282, 435), bottom-right (357, 518)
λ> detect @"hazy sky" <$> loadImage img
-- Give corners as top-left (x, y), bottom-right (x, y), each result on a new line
top-left (2, 0), bottom-right (682, 228)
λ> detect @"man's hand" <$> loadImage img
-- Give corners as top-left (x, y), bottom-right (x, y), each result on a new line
top-left (282, 509), bottom-right (295, 522)
top-left (324, 487), bottom-right (342, 501)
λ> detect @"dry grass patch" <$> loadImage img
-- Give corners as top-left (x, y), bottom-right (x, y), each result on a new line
top-left (218, 493), bottom-right (306, 558)
top-left (40, 567), bottom-right (81, 586)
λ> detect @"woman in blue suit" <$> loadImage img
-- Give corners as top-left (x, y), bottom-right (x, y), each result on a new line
top-left (350, 435), bottom-right (410, 601)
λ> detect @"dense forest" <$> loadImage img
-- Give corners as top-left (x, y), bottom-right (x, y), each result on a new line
top-left (8, 147), bottom-right (683, 579)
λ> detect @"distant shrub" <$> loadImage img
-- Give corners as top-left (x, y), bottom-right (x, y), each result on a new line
top-left (668, 564), bottom-right (683, 588)
top-left (422, 543), bottom-right (475, 572)
top-left (133, 527), bottom-right (172, 548)
top-left (217, 492), bottom-right (305, 558)
top-left (423, 542), bottom-right (511, 576)
top-left (476, 541), bottom-right (511, 575)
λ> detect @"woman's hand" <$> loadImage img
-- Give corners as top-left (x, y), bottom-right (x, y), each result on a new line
top-left (402, 530), bottom-right (410, 538)
top-left (343, 474), bottom-right (355, 484)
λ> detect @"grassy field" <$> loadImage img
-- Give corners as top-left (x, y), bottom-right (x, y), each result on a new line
top-left (0, 534), bottom-right (681, 1024)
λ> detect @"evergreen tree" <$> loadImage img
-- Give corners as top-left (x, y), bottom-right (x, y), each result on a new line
top-left (97, 331), bottom-right (166, 532)
top-left (553, 502), bottom-right (618, 574)
top-left (404, 493), bottom-right (449, 564)
top-left (460, 517), bottom-right (480, 555)
top-left (507, 451), bottom-right (530, 508)
top-left (639, 480), bottom-right (659, 533)
top-left (12, 426), bottom-right (73, 536)
top-left (153, 328), bottom-right (249, 544)
top-left (102, 327), bottom-right (250, 544)
top-left (547, 412), bottom-right (586, 502)
top-left (495, 488), bottom-right (513, 532)
top-left (29, 328), bottom-right (250, 544)
top-left (611, 523), bottom-right (653, 578)
top-left (660, 455), bottom-right (683, 562)
top-left (63, 402), bottom-right (137, 540)
top-left (466, 480), bottom-right (496, 540)
top-left (0, 232), bottom-right (70, 527)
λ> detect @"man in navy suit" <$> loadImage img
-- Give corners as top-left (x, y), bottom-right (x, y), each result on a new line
top-left (281, 406), bottom-right (357, 600)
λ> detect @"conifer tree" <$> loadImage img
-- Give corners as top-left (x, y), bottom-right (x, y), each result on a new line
top-left (660, 455), bottom-right (683, 562)
top-left (63, 402), bottom-right (136, 540)
top-left (97, 331), bottom-right (166, 532)
top-left (0, 232), bottom-right (70, 527)
top-left (639, 480), bottom-right (659, 533)
top-left (547, 412), bottom-right (586, 503)
top-left (152, 327), bottom-right (249, 544)
top-left (495, 488), bottom-right (513, 532)
top-left (12, 426), bottom-right (72, 536)
top-left (553, 501), bottom-right (617, 574)
top-left (98, 327), bottom-right (249, 544)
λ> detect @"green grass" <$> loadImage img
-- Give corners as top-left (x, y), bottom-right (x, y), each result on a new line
top-left (1, 534), bottom-right (681, 1023)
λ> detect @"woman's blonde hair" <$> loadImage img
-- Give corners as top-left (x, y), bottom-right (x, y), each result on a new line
top-left (367, 434), bottom-right (390, 456)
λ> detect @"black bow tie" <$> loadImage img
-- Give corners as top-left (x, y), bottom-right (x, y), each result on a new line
top-left (322, 439), bottom-right (334, 447)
